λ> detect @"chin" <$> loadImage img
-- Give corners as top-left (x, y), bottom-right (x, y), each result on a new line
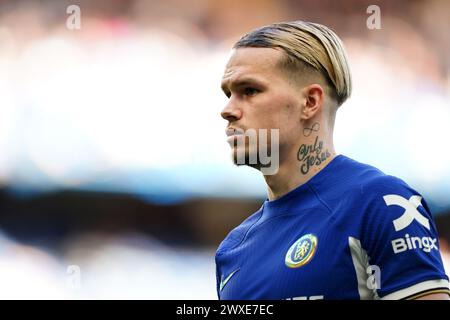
top-left (231, 146), bottom-right (261, 168)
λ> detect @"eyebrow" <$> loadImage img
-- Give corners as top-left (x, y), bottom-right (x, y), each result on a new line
top-left (221, 76), bottom-right (266, 93)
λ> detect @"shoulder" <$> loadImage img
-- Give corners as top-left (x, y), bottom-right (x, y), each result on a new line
top-left (344, 159), bottom-right (438, 250)
top-left (309, 156), bottom-right (419, 223)
top-left (333, 157), bottom-right (429, 230)
top-left (358, 169), bottom-right (425, 218)
top-left (361, 174), bottom-right (415, 203)
top-left (338, 156), bottom-right (417, 203)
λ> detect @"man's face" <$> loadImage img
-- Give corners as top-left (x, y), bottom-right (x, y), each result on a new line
top-left (220, 47), bottom-right (304, 167)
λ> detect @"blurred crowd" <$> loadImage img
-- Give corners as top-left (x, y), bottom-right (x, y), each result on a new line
top-left (0, 230), bottom-right (216, 299)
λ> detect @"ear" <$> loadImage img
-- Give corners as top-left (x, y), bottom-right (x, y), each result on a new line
top-left (300, 84), bottom-right (325, 120)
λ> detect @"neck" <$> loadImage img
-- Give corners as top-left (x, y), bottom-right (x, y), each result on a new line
top-left (263, 132), bottom-right (336, 201)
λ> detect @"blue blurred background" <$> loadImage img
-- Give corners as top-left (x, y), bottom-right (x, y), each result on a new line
top-left (0, 0), bottom-right (449, 298)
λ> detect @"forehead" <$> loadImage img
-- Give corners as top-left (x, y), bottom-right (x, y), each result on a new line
top-left (222, 47), bottom-right (285, 83)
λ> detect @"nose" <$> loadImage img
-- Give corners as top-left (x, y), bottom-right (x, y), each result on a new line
top-left (221, 99), bottom-right (242, 122)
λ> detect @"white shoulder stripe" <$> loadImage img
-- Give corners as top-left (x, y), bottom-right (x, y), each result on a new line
top-left (381, 279), bottom-right (450, 300)
top-left (348, 237), bottom-right (379, 300)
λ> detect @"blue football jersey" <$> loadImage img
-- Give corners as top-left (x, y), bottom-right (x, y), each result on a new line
top-left (215, 155), bottom-right (450, 300)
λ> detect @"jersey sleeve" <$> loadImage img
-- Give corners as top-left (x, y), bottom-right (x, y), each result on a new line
top-left (359, 175), bottom-right (450, 299)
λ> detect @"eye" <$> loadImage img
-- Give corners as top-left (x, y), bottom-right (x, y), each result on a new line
top-left (243, 87), bottom-right (259, 96)
top-left (223, 90), bottom-right (231, 99)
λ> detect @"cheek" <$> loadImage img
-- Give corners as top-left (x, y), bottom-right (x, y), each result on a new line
top-left (261, 92), bottom-right (293, 117)
top-left (279, 102), bottom-right (302, 143)
top-left (248, 92), bottom-right (300, 131)
top-left (263, 92), bottom-right (288, 110)
top-left (275, 96), bottom-right (301, 129)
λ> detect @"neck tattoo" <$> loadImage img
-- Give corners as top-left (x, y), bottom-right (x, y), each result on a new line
top-left (297, 136), bottom-right (331, 174)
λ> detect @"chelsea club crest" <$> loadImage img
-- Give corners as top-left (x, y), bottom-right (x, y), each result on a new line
top-left (285, 234), bottom-right (318, 268)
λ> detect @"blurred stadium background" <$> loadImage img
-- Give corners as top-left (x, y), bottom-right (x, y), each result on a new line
top-left (0, 0), bottom-right (449, 299)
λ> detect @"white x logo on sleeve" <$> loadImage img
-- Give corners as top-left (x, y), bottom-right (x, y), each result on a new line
top-left (383, 194), bottom-right (430, 231)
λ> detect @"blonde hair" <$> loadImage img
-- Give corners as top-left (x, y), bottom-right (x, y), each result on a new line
top-left (234, 21), bottom-right (352, 106)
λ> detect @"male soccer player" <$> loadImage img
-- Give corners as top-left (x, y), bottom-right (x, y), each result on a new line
top-left (216, 21), bottom-right (450, 300)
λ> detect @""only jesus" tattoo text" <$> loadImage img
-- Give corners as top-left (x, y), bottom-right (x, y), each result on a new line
top-left (297, 136), bottom-right (330, 174)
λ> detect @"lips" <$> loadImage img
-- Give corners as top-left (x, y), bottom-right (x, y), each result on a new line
top-left (225, 127), bottom-right (245, 145)
top-left (225, 127), bottom-right (244, 137)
